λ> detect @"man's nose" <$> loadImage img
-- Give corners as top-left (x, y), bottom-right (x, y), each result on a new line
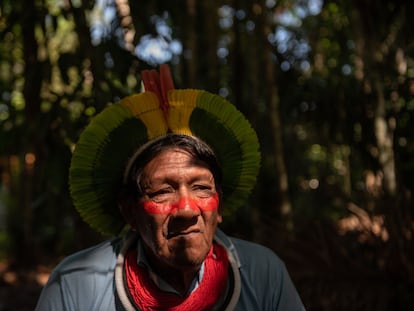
top-left (173, 195), bottom-right (200, 215)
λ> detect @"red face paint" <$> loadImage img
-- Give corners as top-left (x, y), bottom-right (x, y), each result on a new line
top-left (142, 193), bottom-right (219, 215)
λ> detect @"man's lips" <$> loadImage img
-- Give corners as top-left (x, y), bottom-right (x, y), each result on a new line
top-left (167, 229), bottom-right (201, 239)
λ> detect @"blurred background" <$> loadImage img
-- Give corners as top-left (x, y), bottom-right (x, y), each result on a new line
top-left (1, 0), bottom-right (414, 310)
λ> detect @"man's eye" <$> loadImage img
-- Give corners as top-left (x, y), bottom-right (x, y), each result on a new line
top-left (146, 188), bottom-right (174, 202)
top-left (192, 185), bottom-right (214, 197)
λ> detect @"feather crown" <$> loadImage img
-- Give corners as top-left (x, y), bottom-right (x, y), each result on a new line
top-left (69, 65), bottom-right (261, 236)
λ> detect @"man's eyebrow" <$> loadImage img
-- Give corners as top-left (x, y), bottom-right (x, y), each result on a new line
top-left (188, 174), bottom-right (215, 183)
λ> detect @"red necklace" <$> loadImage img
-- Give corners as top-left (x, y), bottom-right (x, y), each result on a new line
top-left (124, 244), bottom-right (229, 311)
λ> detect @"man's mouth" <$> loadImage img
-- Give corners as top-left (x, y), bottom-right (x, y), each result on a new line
top-left (167, 229), bottom-right (200, 239)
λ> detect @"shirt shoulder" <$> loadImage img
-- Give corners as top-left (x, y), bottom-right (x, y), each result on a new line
top-left (35, 238), bottom-right (123, 311)
top-left (52, 238), bottom-right (121, 273)
top-left (219, 234), bottom-right (305, 311)
top-left (230, 237), bottom-right (282, 266)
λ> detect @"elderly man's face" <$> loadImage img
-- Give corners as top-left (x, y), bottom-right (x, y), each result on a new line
top-left (134, 148), bottom-right (222, 270)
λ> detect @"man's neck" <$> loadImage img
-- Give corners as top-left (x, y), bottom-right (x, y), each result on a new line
top-left (156, 265), bottom-right (200, 295)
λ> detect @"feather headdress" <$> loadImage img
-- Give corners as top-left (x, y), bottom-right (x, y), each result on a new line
top-left (69, 65), bottom-right (261, 236)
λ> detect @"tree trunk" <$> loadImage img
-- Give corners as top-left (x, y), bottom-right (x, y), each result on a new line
top-left (184, 0), bottom-right (197, 87)
top-left (20, 0), bottom-right (42, 265)
top-left (373, 78), bottom-right (397, 195)
top-left (351, 0), bottom-right (398, 197)
top-left (259, 2), bottom-right (293, 230)
top-left (201, 0), bottom-right (220, 91)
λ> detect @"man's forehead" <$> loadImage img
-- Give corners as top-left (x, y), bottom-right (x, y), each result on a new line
top-left (146, 148), bottom-right (209, 168)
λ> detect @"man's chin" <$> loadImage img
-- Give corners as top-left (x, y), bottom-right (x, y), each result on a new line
top-left (170, 249), bottom-right (209, 269)
top-left (165, 235), bottom-right (212, 267)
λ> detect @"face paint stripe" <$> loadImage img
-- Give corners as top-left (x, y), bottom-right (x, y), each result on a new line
top-left (142, 193), bottom-right (219, 215)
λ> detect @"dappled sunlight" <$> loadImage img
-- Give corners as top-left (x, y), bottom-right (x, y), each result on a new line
top-left (0, 261), bottom-right (51, 310)
top-left (337, 204), bottom-right (389, 242)
top-left (364, 170), bottom-right (384, 196)
top-left (0, 261), bottom-right (51, 287)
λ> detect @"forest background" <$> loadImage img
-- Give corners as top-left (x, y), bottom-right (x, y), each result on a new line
top-left (1, 0), bottom-right (414, 310)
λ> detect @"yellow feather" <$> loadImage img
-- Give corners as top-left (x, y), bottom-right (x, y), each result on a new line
top-left (167, 89), bottom-right (199, 135)
top-left (121, 92), bottom-right (168, 139)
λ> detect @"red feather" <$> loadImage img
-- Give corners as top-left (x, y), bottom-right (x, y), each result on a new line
top-left (141, 65), bottom-right (175, 118)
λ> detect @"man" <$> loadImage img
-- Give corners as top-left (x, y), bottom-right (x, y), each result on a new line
top-left (36, 65), bottom-right (305, 310)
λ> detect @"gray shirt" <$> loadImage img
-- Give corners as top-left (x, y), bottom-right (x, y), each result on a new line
top-left (35, 229), bottom-right (305, 310)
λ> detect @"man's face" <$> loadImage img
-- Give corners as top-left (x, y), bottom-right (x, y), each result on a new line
top-left (133, 148), bottom-right (222, 270)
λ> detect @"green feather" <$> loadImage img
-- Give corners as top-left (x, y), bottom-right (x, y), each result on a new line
top-left (190, 91), bottom-right (261, 214)
top-left (70, 105), bottom-right (150, 235)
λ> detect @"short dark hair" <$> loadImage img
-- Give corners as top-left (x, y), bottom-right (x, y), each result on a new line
top-left (122, 133), bottom-right (223, 203)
